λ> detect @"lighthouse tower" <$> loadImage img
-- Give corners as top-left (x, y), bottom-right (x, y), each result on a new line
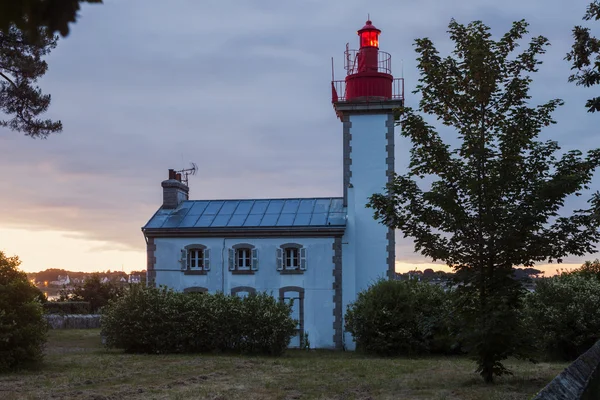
top-left (332, 20), bottom-right (404, 349)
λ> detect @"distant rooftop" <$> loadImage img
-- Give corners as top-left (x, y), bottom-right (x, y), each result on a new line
top-left (143, 197), bottom-right (346, 230)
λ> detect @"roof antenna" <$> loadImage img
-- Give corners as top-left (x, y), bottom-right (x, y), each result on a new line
top-left (367, 13), bottom-right (370, 21)
top-left (176, 162), bottom-right (198, 186)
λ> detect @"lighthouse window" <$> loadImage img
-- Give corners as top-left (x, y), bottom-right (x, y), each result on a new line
top-left (360, 31), bottom-right (379, 48)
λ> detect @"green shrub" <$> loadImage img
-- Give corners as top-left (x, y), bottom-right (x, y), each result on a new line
top-left (0, 251), bottom-right (48, 372)
top-left (43, 301), bottom-right (91, 315)
top-left (525, 273), bottom-right (600, 360)
top-left (101, 285), bottom-right (296, 355)
top-left (345, 279), bottom-right (455, 356)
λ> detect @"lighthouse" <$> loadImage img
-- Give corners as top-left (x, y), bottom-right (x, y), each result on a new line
top-left (143, 19), bottom-right (405, 352)
top-left (332, 19), bottom-right (404, 349)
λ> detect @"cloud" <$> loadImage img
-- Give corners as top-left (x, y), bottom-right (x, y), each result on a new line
top-left (1, 0), bottom-right (598, 270)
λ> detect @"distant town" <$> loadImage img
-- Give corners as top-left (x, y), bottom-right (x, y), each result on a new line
top-left (26, 267), bottom-right (544, 298)
top-left (393, 267), bottom-right (542, 292)
top-left (27, 269), bottom-right (146, 299)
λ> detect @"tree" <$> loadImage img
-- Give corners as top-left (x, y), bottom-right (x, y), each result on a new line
top-left (0, 251), bottom-right (48, 371)
top-left (0, 0), bottom-right (102, 40)
top-left (568, 258), bottom-right (600, 280)
top-left (60, 274), bottom-right (124, 313)
top-left (368, 19), bottom-right (600, 382)
top-left (1, 25), bottom-right (62, 138)
top-left (567, 1), bottom-right (600, 112)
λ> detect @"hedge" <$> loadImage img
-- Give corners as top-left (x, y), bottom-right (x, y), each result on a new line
top-left (345, 279), bottom-right (456, 356)
top-left (101, 285), bottom-right (297, 356)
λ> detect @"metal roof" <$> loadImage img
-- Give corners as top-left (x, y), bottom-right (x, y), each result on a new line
top-left (143, 197), bottom-right (346, 230)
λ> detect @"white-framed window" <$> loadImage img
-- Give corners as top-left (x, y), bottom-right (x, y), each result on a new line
top-left (277, 244), bottom-right (306, 272)
top-left (181, 245), bottom-right (210, 271)
top-left (237, 248), bottom-right (252, 270)
top-left (285, 248), bottom-right (299, 269)
top-left (229, 244), bottom-right (258, 272)
top-left (189, 248), bottom-right (204, 269)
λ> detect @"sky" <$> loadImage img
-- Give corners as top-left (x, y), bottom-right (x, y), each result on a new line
top-left (1, 0), bottom-right (598, 274)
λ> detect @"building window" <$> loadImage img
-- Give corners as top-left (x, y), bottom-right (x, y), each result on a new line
top-left (231, 286), bottom-right (257, 297)
top-left (277, 244), bottom-right (306, 273)
top-left (229, 244), bottom-right (258, 273)
top-left (188, 248), bottom-right (204, 269)
top-left (181, 245), bottom-right (210, 274)
top-left (285, 248), bottom-right (299, 269)
top-left (237, 248), bottom-right (252, 270)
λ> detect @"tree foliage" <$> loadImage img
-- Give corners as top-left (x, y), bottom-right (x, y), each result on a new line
top-left (0, 0), bottom-right (102, 40)
top-left (0, 251), bottom-right (48, 372)
top-left (345, 279), bottom-right (456, 356)
top-left (368, 19), bottom-right (600, 383)
top-left (0, 25), bottom-right (62, 138)
top-left (59, 274), bottom-right (124, 313)
top-left (525, 269), bottom-right (600, 360)
top-left (567, 1), bottom-right (600, 112)
top-left (101, 286), bottom-right (297, 356)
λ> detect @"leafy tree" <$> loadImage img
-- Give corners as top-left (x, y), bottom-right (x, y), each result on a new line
top-left (1, 25), bottom-right (62, 138)
top-left (0, 251), bottom-right (48, 372)
top-left (567, 258), bottom-right (600, 280)
top-left (567, 1), bottom-right (600, 112)
top-left (60, 274), bottom-right (124, 313)
top-left (368, 19), bottom-right (600, 382)
top-left (0, 0), bottom-right (102, 40)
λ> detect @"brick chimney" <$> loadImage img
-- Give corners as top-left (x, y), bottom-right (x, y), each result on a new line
top-left (161, 169), bottom-right (189, 209)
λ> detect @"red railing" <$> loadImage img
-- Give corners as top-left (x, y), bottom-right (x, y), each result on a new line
top-left (331, 78), bottom-right (404, 103)
top-left (344, 49), bottom-right (392, 75)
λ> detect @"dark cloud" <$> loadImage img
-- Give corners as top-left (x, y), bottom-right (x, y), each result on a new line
top-left (0, 0), bottom-right (598, 266)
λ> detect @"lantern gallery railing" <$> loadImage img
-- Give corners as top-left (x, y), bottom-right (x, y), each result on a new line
top-left (344, 49), bottom-right (392, 75)
top-left (331, 78), bottom-right (404, 103)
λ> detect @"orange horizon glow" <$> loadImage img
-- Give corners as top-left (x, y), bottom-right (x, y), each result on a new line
top-left (1, 227), bottom-right (588, 277)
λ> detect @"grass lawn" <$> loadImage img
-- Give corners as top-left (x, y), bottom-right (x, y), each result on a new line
top-left (1, 329), bottom-right (566, 400)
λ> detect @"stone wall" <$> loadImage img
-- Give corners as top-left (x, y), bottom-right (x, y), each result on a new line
top-left (533, 340), bottom-right (600, 400)
top-left (45, 314), bottom-right (101, 329)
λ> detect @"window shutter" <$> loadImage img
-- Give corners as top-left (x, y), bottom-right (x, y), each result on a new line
top-left (299, 248), bottom-right (307, 270)
top-left (228, 248), bottom-right (235, 271)
top-left (251, 248), bottom-right (259, 271)
top-left (180, 249), bottom-right (187, 270)
top-left (203, 249), bottom-right (211, 271)
top-left (276, 248), bottom-right (283, 271)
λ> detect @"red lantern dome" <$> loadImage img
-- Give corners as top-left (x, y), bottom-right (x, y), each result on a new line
top-left (357, 20), bottom-right (380, 48)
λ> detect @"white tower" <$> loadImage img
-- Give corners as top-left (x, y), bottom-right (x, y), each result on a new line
top-left (332, 20), bottom-right (404, 349)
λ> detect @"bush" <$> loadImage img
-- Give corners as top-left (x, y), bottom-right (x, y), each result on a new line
top-left (101, 285), bottom-right (297, 356)
top-left (525, 273), bottom-right (600, 360)
top-left (59, 274), bottom-right (124, 313)
top-left (43, 301), bottom-right (91, 315)
top-left (345, 279), bottom-right (455, 356)
top-left (0, 251), bottom-right (48, 372)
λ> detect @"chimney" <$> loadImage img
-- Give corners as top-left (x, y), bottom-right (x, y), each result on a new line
top-left (161, 169), bottom-right (189, 209)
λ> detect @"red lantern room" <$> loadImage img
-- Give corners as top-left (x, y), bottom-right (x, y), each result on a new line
top-left (331, 19), bottom-right (404, 104)
top-left (358, 20), bottom-right (380, 48)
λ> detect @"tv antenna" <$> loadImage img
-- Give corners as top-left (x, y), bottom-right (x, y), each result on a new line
top-left (176, 162), bottom-right (198, 186)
